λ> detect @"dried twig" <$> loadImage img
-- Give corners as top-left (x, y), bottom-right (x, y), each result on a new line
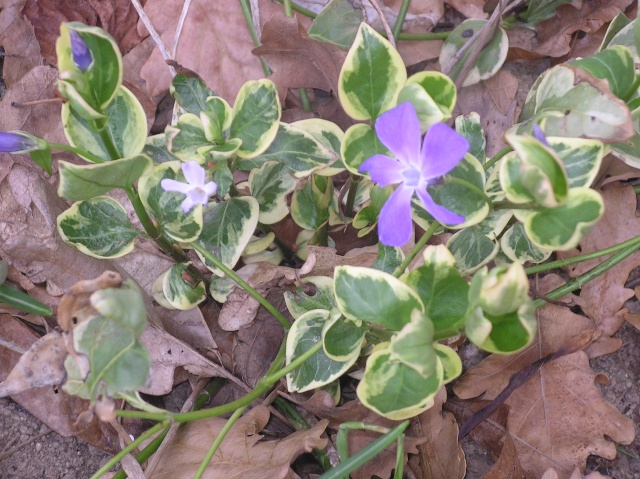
top-left (173, 0), bottom-right (193, 58)
top-left (367, 0), bottom-right (395, 48)
top-left (129, 0), bottom-right (176, 77)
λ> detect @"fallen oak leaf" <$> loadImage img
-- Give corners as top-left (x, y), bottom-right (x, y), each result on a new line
top-left (147, 405), bottom-right (328, 479)
top-left (482, 432), bottom-right (526, 479)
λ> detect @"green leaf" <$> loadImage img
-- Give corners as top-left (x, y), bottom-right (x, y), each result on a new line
top-left (165, 113), bottom-right (213, 163)
top-left (388, 314), bottom-right (438, 378)
top-left (524, 187), bottom-right (604, 250)
top-left (138, 161), bottom-right (204, 242)
top-left (30, 148), bottom-right (53, 175)
top-left (515, 65), bottom-right (634, 142)
top-left (57, 23), bottom-right (123, 115)
top-left (161, 263), bottom-right (206, 310)
top-left (0, 284), bottom-right (52, 316)
top-left (291, 175), bottom-right (338, 230)
top-left (396, 83), bottom-right (445, 132)
top-left (248, 161), bottom-right (297, 224)
top-left (371, 243), bottom-right (404, 274)
top-left (428, 153), bottom-right (490, 228)
top-left (357, 344), bottom-right (443, 420)
top-left (322, 314), bottom-right (367, 362)
top-left (291, 118), bottom-right (345, 176)
top-left (286, 309), bottom-right (356, 392)
top-left (433, 343), bottom-right (462, 384)
top-left (68, 280), bottom-right (149, 399)
top-left (202, 97), bottom-right (233, 143)
top-left (143, 134), bottom-right (180, 164)
top-left (523, 0), bottom-right (572, 26)
top-left (308, 0), bottom-right (363, 48)
top-left (600, 13), bottom-right (632, 52)
top-left (398, 72), bottom-right (457, 131)
top-left (403, 245), bottom-right (469, 339)
top-left (546, 137), bottom-right (604, 188)
top-left (569, 45), bottom-right (635, 99)
top-left (284, 276), bottom-right (337, 320)
top-left (440, 20), bottom-right (508, 87)
top-left (211, 160), bottom-right (234, 197)
top-left (342, 123), bottom-right (389, 175)
top-left (334, 266), bottom-right (424, 331)
top-left (610, 136), bottom-right (640, 169)
top-left (170, 74), bottom-right (216, 115)
top-left (470, 263), bottom-right (530, 317)
top-left (0, 261), bottom-right (7, 284)
top-left (465, 302), bottom-right (537, 354)
top-left (238, 123), bottom-right (337, 176)
top-left (230, 79), bottom-right (281, 159)
top-left (58, 154), bottom-right (152, 201)
top-left (338, 23), bottom-right (407, 120)
top-left (502, 134), bottom-right (569, 208)
top-left (62, 85), bottom-right (148, 161)
top-left (57, 196), bottom-right (139, 259)
top-left (500, 223), bottom-right (552, 264)
top-left (455, 112), bottom-right (486, 163)
top-left (446, 226), bottom-right (499, 275)
top-left (195, 197), bottom-right (259, 276)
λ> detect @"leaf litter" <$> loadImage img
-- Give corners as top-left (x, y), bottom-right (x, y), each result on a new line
top-left (1, 0), bottom-right (640, 478)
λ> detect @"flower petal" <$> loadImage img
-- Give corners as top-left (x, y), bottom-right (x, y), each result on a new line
top-left (69, 30), bottom-right (92, 71)
top-left (181, 196), bottom-right (198, 213)
top-left (416, 189), bottom-right (464, 225)
top-left (161, 178), bottom-right (192, 194)
top-left (359, 154), bottom-right (404, 186)
top-left (182, 161), bottom-right (206, 187)
top-left (378, 185), bottom-right (415, 247)
top-left (202, 181), bottom-right (217, 196)
top-left (421, 123), bottom-right (469, 179)
top-left (374, 103), bottom-right (421, 166)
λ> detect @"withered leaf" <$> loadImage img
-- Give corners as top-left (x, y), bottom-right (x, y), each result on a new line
top-left (482, 432), bottom-right (526, 479)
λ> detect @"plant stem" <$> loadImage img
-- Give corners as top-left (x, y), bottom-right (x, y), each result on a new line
top-left (95, 121), bottom-right (122, 160)
top-left (344, 175), bottom-right (361, 218)
top-left (392, 0), bottom-right (411, 40)
top-left (239, 0), bottom-right (271, 76)
top-left (48, 143), bottom-right (106, 164)
top-left (283, 0), bottom-right (293, 17)
top-left (533, 240), bottom-right (640, 307)
top-left (623, 73), bottom-right (640, 102)
top-left (392, 221), bottom-right (440, 277)
top-left (525, 234), bottom-right (640, 275)
top-left (110, 425), bottom-right (170, 479)
top-left (190, 241), bottom-right (290, 330)
top-left (484, 146), bottom-right (512, 171)
top-left (446, 177), bottom-right (494, 208)
top-left (89, 420), bottom-right (170, 479)
top-left (194, 406), bottom-right (247, 479)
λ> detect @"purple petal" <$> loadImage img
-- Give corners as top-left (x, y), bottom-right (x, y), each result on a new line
top-left (161, 178), bottom-right (192, 194)
top-left (69, 30), bottom-right (92, 71)
top-left (182, 161), bottom-right (206, 187)
top-left (0, 132), bottom-right (36, 152)
top-left (416, 189), bottom-right (464, 225)
top-left (532, 124), bottom-right (549, 146)
top-left (202, 181), bottom-right (217, 196)
top-left (181, 196), bottom-right (198, 213)
top-left (374, 103), bottom-right (421, 166)
top-left (359, 154), bottom-right (404, 186)
top-left (421, 123), bottom-right (469, 179)
top-left (378, 185), bottom-right (415, 247)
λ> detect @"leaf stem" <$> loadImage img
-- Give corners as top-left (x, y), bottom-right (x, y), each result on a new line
top-left (109, 425), bottom-right (170, 479)
top-left (239, 0), bottom-right (272, 77)
top-left (283, 0), bottom-right (293, 17)
top-left (483, 146), bottom-right (512, 171)
top-left (344, 175), bottom-right (361, 218)
top-left (525, 234), bottom-right (640, 275)
top-left (48, 142), bottom-right (106, 164)
top-left (89, 420), bottom-right (170, 479)
top-left (392, 0), bottom-right (411, 40)
top-left (392, 221), bottom-right (440, 277)
top-left (190, 241), bottom-right (290, 330)
top-left (446, 177), bottom-right (494, 208)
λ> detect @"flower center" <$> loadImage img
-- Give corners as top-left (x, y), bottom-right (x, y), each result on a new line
top-left (190, 186), bottom-right (208, 202)
top-left (401, 165), bottom-right (421, 188)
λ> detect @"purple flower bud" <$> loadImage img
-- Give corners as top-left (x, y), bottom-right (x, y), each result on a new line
top-left (532, 124), bottom-right (549, 146)
top-left (0, 132), bottom-right (38, 153)
top-left (69, 30), bottom-right (92, 71)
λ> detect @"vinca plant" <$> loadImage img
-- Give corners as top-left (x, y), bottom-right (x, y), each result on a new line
top-left (4, 5), bottom-right (640, 476)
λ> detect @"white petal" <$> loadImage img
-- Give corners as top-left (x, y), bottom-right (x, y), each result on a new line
top-left (182, 161), bottom-right (206, 187)
top-left (161, 178), bottom-right (192, 194)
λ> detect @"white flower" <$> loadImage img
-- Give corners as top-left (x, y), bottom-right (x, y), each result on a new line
top-left (161, 161), bottom-right (217, 213)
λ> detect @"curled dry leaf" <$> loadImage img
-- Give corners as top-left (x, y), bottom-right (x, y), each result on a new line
top-left (454, 274), bottom-right (635, 479)
top-left (482, 432), bottom-right (526, 479)
top-left (148, 405), bottom-right (328, 479)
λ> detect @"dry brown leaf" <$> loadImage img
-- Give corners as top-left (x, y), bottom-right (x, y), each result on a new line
top-left (444, 0), bottom-right (487, 19)
top-left (482, 433), bottom-right (526, 479)
top-left (559, 183), bottom-right (640, 337)
top-left (0, 315), bottom-right (118, 452)
top-left (508, 0), bottom-right (634, 58)
top-left (409, 387), bottom-right (466, 479)
top-left (594, 154), bottom-right (640, 188)
top-left (0, 8), bottom-right (41, 88)
top-left (540, 468), bottom-right (610, 479)
top-left (484, 70), bottom-right (519, 116)
top-left (148, 405), bottom-right (328, 479)
top-left (454, 274), bottom-right (636, 479)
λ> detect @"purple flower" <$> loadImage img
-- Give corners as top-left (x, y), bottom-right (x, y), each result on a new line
top-left (532, 124), bottom-right (549, 146)
top-left (69, 30), bottom-right (92, 71)
top-left (161, 161), bottom-right (217, 213)
top-left (0, 132), bottom-right (38, 153)
top-left (359, 103), bottom-right (469, 246)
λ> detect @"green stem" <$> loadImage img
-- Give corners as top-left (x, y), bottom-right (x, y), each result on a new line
top-left (95, 120), bottom-right (122, 160)
top-left (48, 143), bottom-right (106, 164)
top-left (89, 420), bottom-right (170, 479)
top-left (194, 406), bottom-right (247, 479)
top-left (533, 241), bottom-right (640, 308)
top-left (299, 88), bottom-right (312, 111)
top-left (392, 0), bottom-right (411, 40)
top-left (446, 177), bottom-right (494, 208)
top-left (344, 175), bottom-right (361, 218)
top-left (623, 73), bottom-right (640, 102)
top-left (492, 200), bottom-right (538, 210)
top-left (392, 221), bottom-right (440, 277)
top-left (525, 234), bottom-right (640, 275)
top-left (110, 425), bottom-right (170, 479)
top-left (190, 241), bottom-right (290, 330)
top-left (283, 0), bottom-right (293, 17)
top-left (484, 146), bottom-right (512, 171)
top-left (239, 0), bottom-right (271, 76)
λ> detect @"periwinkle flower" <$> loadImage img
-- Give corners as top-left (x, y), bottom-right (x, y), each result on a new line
top-left (161, 161), bottom-right (217, 213)
top-left (532, 124), bottom-right (549, 146)
top-left (69, 30), bottom-right (92, 71)
top-left (359, 103), bottom-right (469, 246)
top-left (0, 132), bottom-right (39, 153)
